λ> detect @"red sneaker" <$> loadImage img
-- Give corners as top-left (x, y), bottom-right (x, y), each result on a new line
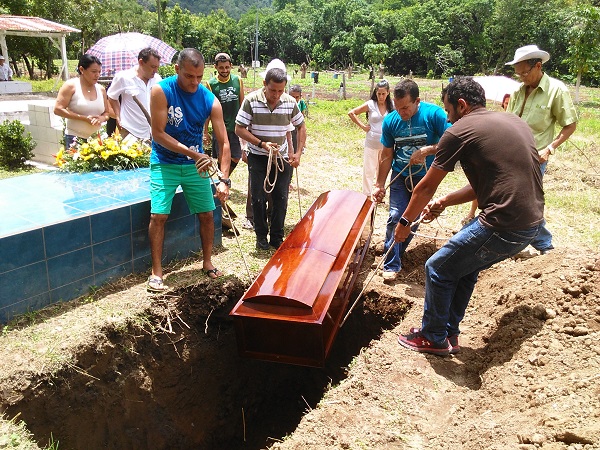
top-left (409, 327), bottom-right (460, 354)
top-left (398, 330), bottom-right (452, 355)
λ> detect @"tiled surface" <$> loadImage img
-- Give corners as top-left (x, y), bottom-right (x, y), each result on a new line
top-left (0, 169), bottom-right (222, 323)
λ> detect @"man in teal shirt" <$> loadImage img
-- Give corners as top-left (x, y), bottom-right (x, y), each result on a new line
top-left (506, 44), bottom-right (578, 254)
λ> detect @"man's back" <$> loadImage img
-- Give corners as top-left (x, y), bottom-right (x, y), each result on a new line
top-left (434, 109), bottom-right (544, 230)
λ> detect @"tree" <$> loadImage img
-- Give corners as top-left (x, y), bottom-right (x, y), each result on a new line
top-left (563, 4), bottom-right (600, 100)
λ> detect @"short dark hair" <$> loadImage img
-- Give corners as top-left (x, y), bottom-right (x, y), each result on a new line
top-left (177, 48), bottom-right (204, 68)
top-left (265, 68), bottom-right (288, 84)
top-left (78, 54), bottom-right (102, 74)
top-left (138, 47), bottom-right (161, 63)
top-left (394, 79), bottom-right (419, 101)
top-left (442, 76), bottom-right (486, 109)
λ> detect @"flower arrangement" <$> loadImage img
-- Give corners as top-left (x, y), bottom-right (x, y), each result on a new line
top-left (55, 131), bottom-right (151, 172)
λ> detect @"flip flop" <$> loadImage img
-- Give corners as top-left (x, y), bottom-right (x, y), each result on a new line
top-left (203, 267), bottom-right (223, 279)
top-left (147, 275), bottom-right (168, 293)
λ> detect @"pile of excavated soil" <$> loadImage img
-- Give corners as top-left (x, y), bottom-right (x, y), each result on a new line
top-left (271, 247), bottom-right (600, 450)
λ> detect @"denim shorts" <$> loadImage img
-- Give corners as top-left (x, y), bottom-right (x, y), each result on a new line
top-left (150, 163), bottom-right (215, 215)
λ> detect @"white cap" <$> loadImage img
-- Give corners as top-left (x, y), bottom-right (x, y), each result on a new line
top-left (260, 58), bottom-right (291, 81)
top-left (0, 55), bottom-right (5, 60)
top-left (505, 45), bottom-right (550, 65)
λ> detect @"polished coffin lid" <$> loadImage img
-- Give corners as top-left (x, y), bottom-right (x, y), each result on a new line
top-left (230, 189), bottom-right (374, 324)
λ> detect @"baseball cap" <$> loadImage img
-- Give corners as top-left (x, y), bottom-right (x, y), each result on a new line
top-left (214, 53), bottom-right (231, 63)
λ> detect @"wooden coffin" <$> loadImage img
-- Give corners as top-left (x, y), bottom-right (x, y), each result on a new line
top-left (230, 190), bottom-right (375, 367)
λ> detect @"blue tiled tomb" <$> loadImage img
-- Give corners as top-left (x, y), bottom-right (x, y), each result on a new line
top-left (0, 169), bottom-right (222, 323)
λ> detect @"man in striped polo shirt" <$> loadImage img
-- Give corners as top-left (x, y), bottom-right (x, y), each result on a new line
top-left (235, 59), bottom-right (307, 250)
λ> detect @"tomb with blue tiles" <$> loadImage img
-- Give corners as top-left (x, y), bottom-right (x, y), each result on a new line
top-left (0, 168), bottom-right (222, 323)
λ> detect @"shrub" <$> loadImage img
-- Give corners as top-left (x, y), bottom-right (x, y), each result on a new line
top-left (0, 120), bottom-right (36, 170)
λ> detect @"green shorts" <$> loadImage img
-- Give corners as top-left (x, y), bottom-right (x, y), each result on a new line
top-left (150, 163), bottom-right (215, 215)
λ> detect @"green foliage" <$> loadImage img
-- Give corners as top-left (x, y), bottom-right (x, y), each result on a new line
top-left (0, 120), bottom-right (36, 170)
top-left (157, 64), bottom-right (176, 78)
top-left (1, 0), bottom-right (599, 84)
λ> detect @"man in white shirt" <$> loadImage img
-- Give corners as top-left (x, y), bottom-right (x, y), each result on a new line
top-left (0, 56), bottom-right (13, 81)
top-left (107, 47), bottom-right (161, 140)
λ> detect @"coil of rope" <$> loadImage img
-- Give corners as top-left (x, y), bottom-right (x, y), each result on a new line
top-left (263, 141), bottom-right (288, 194)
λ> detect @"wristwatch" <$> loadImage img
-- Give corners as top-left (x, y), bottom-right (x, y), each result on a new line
top-left (219, 178), bottom-right (231, 188)
top-left (399, 216), bottom-right (411, 227)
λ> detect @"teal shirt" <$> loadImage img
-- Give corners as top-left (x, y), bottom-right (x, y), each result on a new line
top-left (507, 73), bottom-right (578, 150)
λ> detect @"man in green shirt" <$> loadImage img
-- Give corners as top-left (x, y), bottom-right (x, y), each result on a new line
top-left (207, 52), bottom-right (245, 174)
top-left (506, 44), bottom-right (578, 254)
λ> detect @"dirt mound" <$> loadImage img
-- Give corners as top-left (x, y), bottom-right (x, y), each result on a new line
top-left (271, 247), bottom-right (600, 450)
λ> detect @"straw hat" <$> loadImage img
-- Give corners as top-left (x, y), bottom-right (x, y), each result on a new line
top-left (505, 45), bottom-right (550, 65)
top-left (260, 58), bottom-right (291, 81)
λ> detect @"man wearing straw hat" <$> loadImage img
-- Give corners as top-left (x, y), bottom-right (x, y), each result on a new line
top-left (506, 44), bottom-right (578, 255)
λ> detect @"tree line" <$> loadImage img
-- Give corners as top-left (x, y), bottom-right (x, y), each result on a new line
top-left (0, 0), bottom-right (599, 86)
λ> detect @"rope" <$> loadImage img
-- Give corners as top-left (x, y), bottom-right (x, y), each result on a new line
top-left (295, 166), bottom-right (303, 218)
top-left (196, 157), bottom-right (253, 283)
top-left (263, 142), bottom-right (288, 194)
top-left (340, 215), bottom-right (425, 328)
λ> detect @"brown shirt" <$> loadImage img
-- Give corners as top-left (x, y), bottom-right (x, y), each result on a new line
top-left (433, 109), bottom-right (544, 230)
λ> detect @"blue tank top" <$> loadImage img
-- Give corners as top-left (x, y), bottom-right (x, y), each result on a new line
top-left (151, 75), bottom-right (215, 165)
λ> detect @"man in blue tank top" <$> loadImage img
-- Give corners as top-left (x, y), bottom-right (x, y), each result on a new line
top-left (147, 48), bottom-right (231, 292)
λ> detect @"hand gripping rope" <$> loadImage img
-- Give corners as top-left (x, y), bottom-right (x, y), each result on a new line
top-left (196, 157), bottom-right (253, 283)
top-left (264, 141), bottom-right (303, 220)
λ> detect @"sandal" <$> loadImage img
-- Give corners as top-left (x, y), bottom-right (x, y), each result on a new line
top-left (203, 267), bottom-right (223, 279)
top-left (147, 275), bottom-right (168, 293)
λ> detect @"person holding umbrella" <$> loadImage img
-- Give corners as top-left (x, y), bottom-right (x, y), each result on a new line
top-left (54, 54), bottom-right (112, 149)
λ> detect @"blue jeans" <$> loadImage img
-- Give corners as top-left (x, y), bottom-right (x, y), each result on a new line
top-left (420, 219), bottom-right (541, 345)
top-left (530, 161), bottom-right (553, 251)
top-left (383, 171), bottom-right (423, 272)
top-left (248, 152), bottom-right (292, 244)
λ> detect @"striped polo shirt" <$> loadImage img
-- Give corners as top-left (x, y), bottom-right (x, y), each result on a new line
top-left (235, 88), bottom-right (304, 157)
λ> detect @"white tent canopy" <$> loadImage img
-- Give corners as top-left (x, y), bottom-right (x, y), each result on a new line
top-left (0, 15), bottom-right (80, 81)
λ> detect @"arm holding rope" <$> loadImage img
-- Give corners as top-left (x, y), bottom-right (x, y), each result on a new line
top-left (234, 124), bottom-right (275, 152)
top-left (394, 166), bottom-right (448, 243)
top-left (372, 145), bottom-right (393, 203)
top-left (424, 184), bottom-right (478, 221)
top-left (409, 144), bottom-right (437, 165)
top-left (289, 121), bottom-right (306, 168)
top-left (208, 99), bottom-right (231, 202)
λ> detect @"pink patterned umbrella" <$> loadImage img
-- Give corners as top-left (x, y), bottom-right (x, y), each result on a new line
top-left (86, 32), bottom-right (177, 77)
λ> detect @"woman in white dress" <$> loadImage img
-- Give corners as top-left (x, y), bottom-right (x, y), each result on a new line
top-left (348, 79), bottom-right (393, 196)
top-left (54, 54), bottom-right (112, 149)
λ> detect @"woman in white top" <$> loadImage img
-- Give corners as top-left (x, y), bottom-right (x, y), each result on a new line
top-left (348, 79), bottom-right (393, 196)
top-left (54, 54), bottom-right (112, 149)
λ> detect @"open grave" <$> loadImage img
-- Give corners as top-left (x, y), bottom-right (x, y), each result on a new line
top-left (0, 242), bottom-right (436, 449)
